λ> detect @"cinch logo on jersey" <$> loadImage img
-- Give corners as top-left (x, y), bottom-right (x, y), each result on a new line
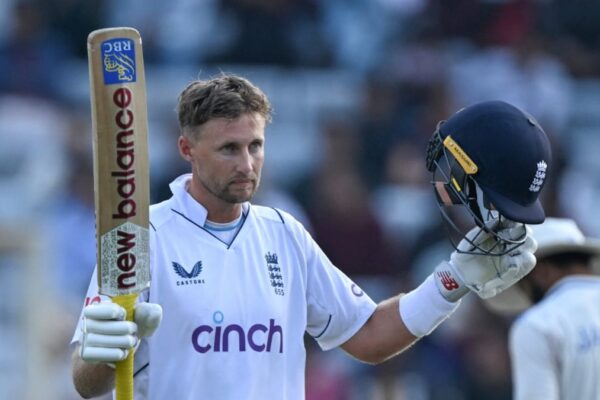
top-left (191, 311), bottom-right (283, 354)
top-left (172, 261), bottom-right (205, 286)
top-left (265, 252), bottom-right (284, 296)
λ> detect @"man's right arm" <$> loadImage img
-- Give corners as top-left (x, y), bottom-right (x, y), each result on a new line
top-left (71, 301), bottom-right (162, 398)
top-left (72, 345), bottom-right (116, 398)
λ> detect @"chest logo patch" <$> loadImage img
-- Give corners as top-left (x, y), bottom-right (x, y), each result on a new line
top-left (265, 252), bottom-right (284, 296)
top-left (172, 261), bottom-right (205, 286)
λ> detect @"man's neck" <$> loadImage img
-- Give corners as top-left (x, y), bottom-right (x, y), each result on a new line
top-left (205, 202), bottom-right (243, 223)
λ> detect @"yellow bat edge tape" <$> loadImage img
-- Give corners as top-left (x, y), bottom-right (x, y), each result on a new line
top-left (113, 293), bottom-right (138, 400)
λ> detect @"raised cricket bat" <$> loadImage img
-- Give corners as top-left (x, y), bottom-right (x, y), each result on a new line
top-left (87, 27), bottom-right (150, 400)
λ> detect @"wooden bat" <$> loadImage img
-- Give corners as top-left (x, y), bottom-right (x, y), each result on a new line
top-left (87, 27), bottom-right (150, 400)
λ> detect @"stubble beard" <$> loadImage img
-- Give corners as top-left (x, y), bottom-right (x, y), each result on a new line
top-left (203, 175), bottom-right (261, 204)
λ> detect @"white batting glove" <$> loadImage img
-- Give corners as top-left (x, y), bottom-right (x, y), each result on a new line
top-left (433, 223), bottom-right (537, 302)
top-left (80, 301), bottom-right (162, 365)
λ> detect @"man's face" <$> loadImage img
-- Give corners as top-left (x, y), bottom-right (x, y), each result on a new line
top-left (181, 113), bottom-right (265, 205)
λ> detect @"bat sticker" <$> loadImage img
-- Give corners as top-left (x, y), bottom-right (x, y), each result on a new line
top-left (101, 38), bottom-right (137, 84)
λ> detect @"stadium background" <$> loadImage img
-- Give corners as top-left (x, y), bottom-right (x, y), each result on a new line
top-left (1, 0), bottom-right (599, 399)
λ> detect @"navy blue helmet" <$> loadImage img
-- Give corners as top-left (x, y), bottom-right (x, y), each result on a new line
top-left (426, 100), bottom-right (552, 255)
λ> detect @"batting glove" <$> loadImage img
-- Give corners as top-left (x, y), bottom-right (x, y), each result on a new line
top-left (80, 301), bottom-right (162, 365)
top-left (433, 223), bottom-right (537, 302)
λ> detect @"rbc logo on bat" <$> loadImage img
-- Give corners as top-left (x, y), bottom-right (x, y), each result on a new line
top-left (101, 38), bottom-right (136, 84)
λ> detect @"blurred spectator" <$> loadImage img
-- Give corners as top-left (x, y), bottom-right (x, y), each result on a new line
top-left (208, 0), bottom-right (332, 67)
top-left (320, 0), bottom-right (426, 72)
top-left (0, 96), bottom-right (69, 221)
top-left (305, 340), bottom-right (351, 400)
top-left (428, 0), bottom-right (535, 47)
top-left (557, 167), bottom-right (600, 237)
top-left (370, 140), bottom-right (438, 249)
top-left (0, 1), bottom-right (68, 97)
top-left (356, 74), bottom-right (452, 190)
top-left (45, 149), bottom-right (96, 311)
top-left (356, 77), bottom-right (408, 189)
top-left (306, 117), bottom-right (394, 277)
top-left (448, 34), bottom-right (572, 137)
top-left (537, 0), bottom-right (600, 77)
top-left (0, 0), bottom-right (18, 42)
top-left (309, 166), bottom-right (393, 277)
top-left (40, 0), bottom-right (106, 59)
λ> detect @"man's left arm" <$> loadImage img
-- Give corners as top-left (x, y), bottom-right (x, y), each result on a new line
top-left (341, 275), bottom-right (458, 363)
top-left (342, 224), bottom-right (537, 363)
top-left (341, 295), bottom-right (416, 364)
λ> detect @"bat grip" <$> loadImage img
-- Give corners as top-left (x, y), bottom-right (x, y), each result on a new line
top-left (113, 293), bottom-right (138, 400)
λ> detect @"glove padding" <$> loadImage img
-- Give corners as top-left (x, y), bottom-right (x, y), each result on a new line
top-left (80, 301), bottom-right (162, 364)
top-left (434, 222), bottom-right (537, 301)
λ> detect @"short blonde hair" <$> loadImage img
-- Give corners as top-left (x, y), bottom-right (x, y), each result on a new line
top-left (176, 74), bottom-right (272, 140)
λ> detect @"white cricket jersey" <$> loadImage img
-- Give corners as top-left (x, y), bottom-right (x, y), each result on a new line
top-left (509, 276), bottom-right (600, 400)
top-left (72, 174), bottom-right (377, 400)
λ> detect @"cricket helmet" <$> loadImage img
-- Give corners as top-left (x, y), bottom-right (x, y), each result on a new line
top-left (425, 100), bottom-right (552, 255)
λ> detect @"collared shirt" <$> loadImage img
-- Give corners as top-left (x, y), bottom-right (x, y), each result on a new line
top-left (73, 173), bottom-right (376, 400)
top-left (510, 275), bottom-right (600, 400)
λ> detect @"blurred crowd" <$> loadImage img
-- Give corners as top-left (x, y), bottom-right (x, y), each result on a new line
top-left (1, 0), bottom-right (600, 399)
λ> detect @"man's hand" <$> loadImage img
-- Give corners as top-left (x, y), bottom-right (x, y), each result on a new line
top-left (80, 301), bottom-right (162, 364)
top-left (434, 223), bottom-right (538, 302)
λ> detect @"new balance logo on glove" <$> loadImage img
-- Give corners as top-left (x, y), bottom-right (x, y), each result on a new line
top-left (436, 270), bottom-right (460, 291)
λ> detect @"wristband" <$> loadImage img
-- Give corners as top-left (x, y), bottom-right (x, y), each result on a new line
top-left (399, 274), bottom-right (461, 337)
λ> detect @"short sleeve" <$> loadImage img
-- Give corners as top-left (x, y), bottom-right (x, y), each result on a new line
top-left (297, 223), bottom-right (376, 350)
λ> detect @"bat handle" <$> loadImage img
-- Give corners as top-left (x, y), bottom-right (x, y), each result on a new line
top-left (113, 293), bottom-right (138, 400)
